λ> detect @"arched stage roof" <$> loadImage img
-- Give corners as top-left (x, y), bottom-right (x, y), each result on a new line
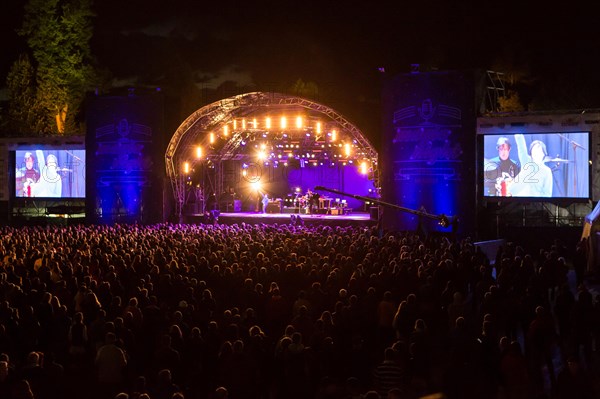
top-left (165, 92), bottom-right (379, 217)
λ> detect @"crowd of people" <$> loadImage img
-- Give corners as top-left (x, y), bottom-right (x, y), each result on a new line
top-left (0, 221), bottom-right (597, 399)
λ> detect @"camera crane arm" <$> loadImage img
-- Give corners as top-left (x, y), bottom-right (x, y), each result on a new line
top-left (314, 186), bottom-right (452, 228)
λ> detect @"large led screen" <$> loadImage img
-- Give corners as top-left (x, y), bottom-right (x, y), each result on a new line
top-left (482, 132), bottom-right (589, 199)
top-left (15, 149), bottom-right (86, 198)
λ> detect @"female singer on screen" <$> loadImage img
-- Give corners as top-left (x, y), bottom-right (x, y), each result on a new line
top-left (505, 134), bottom-right (553, 197)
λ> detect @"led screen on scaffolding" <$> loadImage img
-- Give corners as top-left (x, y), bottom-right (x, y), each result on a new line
top-left (15, 149), bottom-right (86, 199)
top-left (482, 132), bottom-right (589, 199)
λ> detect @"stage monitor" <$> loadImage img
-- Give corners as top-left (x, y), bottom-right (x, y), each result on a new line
top-left (14, 148), bottom-right (86, 199)
top-left (482, 132), bottom-right (589, 199)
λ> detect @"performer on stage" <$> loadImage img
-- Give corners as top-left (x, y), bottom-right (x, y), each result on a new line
top-left (308, 189), bottom-right (320, 214)
top-left (261, 193), bottom-right (270, 213)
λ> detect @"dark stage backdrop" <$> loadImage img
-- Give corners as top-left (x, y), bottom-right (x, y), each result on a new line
top-left (85, 92), bottom-right (165, 224)
top-left (381, 70), bottom-right (480, 235)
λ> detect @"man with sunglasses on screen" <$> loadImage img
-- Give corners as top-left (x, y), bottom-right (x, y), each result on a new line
top-left (16, 152), bottom-right (41, 197)
top-left (485, 137), bottom-right (520, 196)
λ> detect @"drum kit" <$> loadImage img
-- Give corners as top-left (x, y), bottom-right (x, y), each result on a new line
top-left (293, 191), bottom-right (333, 212)
top-left (544, 156), bottom-right (571, 165)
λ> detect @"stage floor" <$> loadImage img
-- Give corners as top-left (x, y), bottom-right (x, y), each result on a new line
top-left (183, 211), bottom-right (376, 227)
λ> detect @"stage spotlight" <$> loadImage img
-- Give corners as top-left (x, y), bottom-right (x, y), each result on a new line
top-left (250, 181), bottom-right (262, 191)
top-left (265, 117), bottom-right (271, 129)
top-left (280, 116), bottom-right (287, 129)
top-left (223, 125), bottom-right (229, 136)
top-left (316, 122), bottom-right (322, 134)
top-left (344, 143), bottom-right (351, 157)
top-left (210, 132), bottom-right (215, 144)
top-left (360, 161), bottom-right (368, 175)
top-left (296, 116), bottom-right (303, 129)
top-left (196, 146), bottom-right (202, 158)
top-left (183, 162), bottom-right (190, 174)
top-left (331, 129), bottom-right (337, 142)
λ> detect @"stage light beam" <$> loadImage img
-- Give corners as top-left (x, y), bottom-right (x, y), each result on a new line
top-left (360, 161), bottom-right (368, 175)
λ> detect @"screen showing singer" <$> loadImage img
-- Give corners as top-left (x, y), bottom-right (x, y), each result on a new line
top-left (483, 132), bottom-right (589, 199)
top-left (15, 149), bottom-right (86, 198)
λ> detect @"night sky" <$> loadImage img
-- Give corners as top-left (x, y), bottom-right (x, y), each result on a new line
top-left (2, 0), bottom-right (600, 144)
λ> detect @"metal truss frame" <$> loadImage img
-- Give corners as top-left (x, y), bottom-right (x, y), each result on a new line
top-left (166, 92), bottom-right (379, 218)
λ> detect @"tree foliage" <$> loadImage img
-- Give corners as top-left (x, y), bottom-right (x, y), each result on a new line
top-left (6, 0), bottom-right (98, 135)
top-left (291, 79), bottom-right (319, 99)
top-left (498, 90), bottom-right (524, 113)
top-left (6, 55), bottom-right (42, 135)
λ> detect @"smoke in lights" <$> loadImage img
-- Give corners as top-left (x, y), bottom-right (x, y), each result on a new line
top-left (360, 161), bottom-right (368, 175)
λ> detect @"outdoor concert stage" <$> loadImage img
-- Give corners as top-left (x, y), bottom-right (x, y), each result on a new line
top-left (183, 211), bottom-right (376, 227)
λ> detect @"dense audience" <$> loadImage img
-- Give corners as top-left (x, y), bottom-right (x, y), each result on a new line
top-left (0, 222), bottom-right (597, 399)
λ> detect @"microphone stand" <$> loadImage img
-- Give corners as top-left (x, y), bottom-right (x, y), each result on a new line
top-left (557, 134), bottom-right (585, 196)
top-left (64, 150), bottom-right (82, 197)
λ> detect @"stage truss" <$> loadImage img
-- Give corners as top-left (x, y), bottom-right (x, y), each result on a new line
top-left (166, 92), bottom-right (379, 218)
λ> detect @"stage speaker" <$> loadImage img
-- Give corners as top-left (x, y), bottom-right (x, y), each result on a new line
top-left (183, 203), bottom-right (200, 214)
top-left (369, 206), bottom-right (380, 220)
top-left (266, 203), bottom-right (280, 213)
top-left (86, 91), bottom-right (164, 224)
